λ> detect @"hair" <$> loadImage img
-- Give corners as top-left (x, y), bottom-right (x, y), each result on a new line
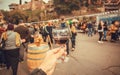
top-left (7, 24), bottom-right (14, 30)
top-left (111, 21), bottom-right (115, 24)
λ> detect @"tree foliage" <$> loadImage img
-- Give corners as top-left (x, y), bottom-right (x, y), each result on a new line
top-left (1, 9), bottom-right (42, 24)
top-left (9, 10), bottom-right (27, 24)
top-left (1, 0), bottom-right (108, 23)
top-left (54, 0), bottom-right (80, 15)
top-left (54, 0), bottom-right (107, 15)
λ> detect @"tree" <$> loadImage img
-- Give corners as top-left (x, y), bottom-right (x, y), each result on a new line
top-left (1, 10), bottom-right (9, 23)
top-left (3, 10), bottom-right (28, 24)
top-left (54, 0), bottom-right (80, 15)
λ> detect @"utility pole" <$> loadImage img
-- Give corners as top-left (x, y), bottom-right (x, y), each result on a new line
top-left (20, 0), bottom-right (22, 5)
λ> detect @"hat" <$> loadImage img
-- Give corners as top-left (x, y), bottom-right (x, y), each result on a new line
top-left (7, 24), bottom-right (14, 30)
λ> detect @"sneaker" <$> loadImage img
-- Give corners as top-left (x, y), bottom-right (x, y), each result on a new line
top-left (0, 64), bottom-right (6, 70)
top-left (98, 41), bottom-right (103, 43)
top-left (19, 58), bottom-right (24, 63)
top-left (71, 48), bottom-right (75, 51)
top-left (64, 57), bottom-right (69, 62)
top-left (110, 39), bottom-right (116, 42)
top-left (98, 41), bottom-right (101, 43)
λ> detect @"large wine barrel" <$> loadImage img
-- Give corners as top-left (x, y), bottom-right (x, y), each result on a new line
top-left (27, 43), bottom-right (49, 72)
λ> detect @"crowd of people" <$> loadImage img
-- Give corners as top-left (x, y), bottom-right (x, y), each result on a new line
top-left (0, 17), bottom-right (120, 75)
top-left (76, 20), bottom-right (120, 43)
top-left (0, 17), bottom-right (77, 75)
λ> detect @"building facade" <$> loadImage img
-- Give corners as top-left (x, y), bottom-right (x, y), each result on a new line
top-left (9, 0), bottom-right (46, 11)
top-left (9, 3), bottom-right (19, 11)
top-left (104, 0), bottom-right (120, 11)
top-left (46, 0), bottom-right (54, 13)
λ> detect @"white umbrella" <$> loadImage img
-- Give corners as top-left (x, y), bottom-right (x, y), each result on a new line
top-left (72, 19), bottom-right (79, 22)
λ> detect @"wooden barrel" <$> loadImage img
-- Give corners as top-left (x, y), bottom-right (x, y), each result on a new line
top-left (27, 43), bottom-right (49, 72)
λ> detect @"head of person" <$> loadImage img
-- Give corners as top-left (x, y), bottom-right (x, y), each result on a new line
top-left (100, 20), bottom-right (104, 26)
top-left (114, 20), bottom-right (120, 27)
top-left (19, 20), bottom-right (25, 26)
top-left (48, 21), bottom-right (52, 26)
top-left (60, 16), bottom-right (65, 23)
top-left (7, 24), bottom-right (14, 31)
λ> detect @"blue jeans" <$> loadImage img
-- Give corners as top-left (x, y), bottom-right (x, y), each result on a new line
top-left (103, 31), bottom-right (107, 40)
top-left (88, 28), bottom-right (93, 37)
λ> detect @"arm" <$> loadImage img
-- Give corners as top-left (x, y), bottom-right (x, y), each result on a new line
top-left (30, 47), bottom-right (66, 75)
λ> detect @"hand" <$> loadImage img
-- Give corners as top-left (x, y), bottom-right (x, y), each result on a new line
top-left (31, 35), bottom-right (34, 37)
top-left (38, 46), bottom-right (66, 75)
top-left (21, 39), bottom-right (26, 43)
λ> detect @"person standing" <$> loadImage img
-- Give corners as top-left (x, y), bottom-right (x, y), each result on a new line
top-left (109, 21), bottom-right (119, 42)
top-left (70, 23), bottom-right (77, 51)
top-left (98, 21), bottom-right (104, 43)
top-left (46, 22), bottom-right (53, 45)
top-left (103, 22), bottom-right (108, 41)
top-left (14, 20), bottom-right (31, 62)
top-left (59, 18), bottom-right (71, 56)
top-left (87, 22), bottom-right (93, 37)
top-left (0, 24), bottom-right (21, 75)
top-left (28, 25), bottom-right (35, 43)
top-left (40, 24), bottom-right (49, 42)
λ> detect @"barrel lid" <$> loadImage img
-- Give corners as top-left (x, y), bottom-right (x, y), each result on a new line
top-left (28, 43), bottom-right (49, 50)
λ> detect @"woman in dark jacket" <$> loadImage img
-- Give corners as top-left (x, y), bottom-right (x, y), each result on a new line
top-left (70, 23), bottom-right (77, 51)
top-left (103, 22), bottom-right (108, 41)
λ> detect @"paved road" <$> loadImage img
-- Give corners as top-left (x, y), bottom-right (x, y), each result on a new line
top-left (0, 33), bottom-right (120, 75)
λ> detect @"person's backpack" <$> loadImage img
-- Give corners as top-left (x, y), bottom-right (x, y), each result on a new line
top-left (61, 23), bottom-right (66, 28)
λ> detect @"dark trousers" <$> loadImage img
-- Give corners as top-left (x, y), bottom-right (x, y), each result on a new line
top-left (58, 39), bottom-right (69, 55)
top-left (111, 33), bottom-right (116, 41)
top-left (88, 28), bottom-right (93, 37)
top-left (19, 43), bottom-right (28, 61)
top-left (66, 39), bottom-right (69, 55)
top-left (4, 48), bottom-right (19, 75)
top-left (98, 32), bottom-right (103, 41)
top-left (42, 34), bottom-right (48, 42)
top-left (49, 34), bottom-right (53, 43)
top-left (30, 37), bottom-right (34, 43)
top-left (0, 50), bottom-right (6, 64)
top-left (71, 34), bottom-right (76, 48)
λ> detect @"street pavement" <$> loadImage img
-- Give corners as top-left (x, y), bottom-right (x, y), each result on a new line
top-left (0, 33), bottom-right (120, 75)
